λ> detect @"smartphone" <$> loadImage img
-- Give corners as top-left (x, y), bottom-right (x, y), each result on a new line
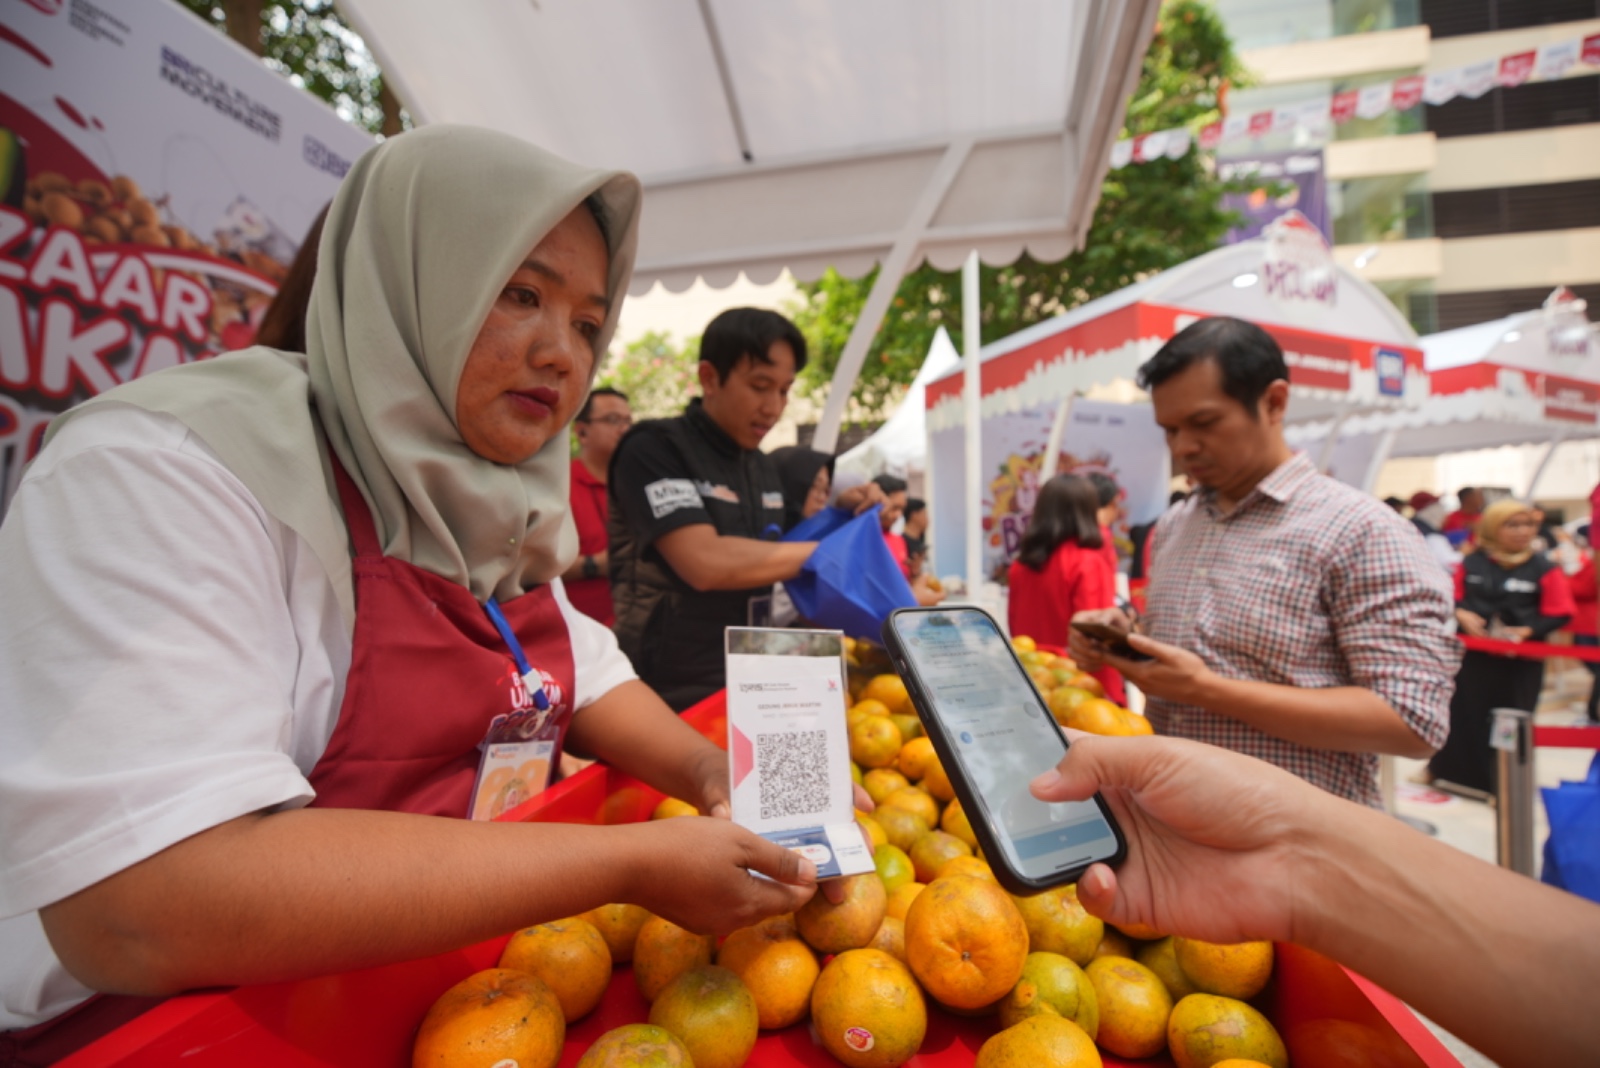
top-left (881, 606), bottom-right (1126, 895)
top-left (1070, 619), bottom-right (1153, 662)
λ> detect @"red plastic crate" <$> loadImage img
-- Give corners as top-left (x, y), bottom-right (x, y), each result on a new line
top-left (63, 694), bottom-right (1460, 1068)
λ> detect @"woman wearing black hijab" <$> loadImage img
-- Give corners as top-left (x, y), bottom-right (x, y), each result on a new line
top-left (771, 446), bottom-right (835, 530)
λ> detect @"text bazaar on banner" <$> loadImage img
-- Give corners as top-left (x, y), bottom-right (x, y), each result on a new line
top-left (0, 0), bottom-right (373, 516)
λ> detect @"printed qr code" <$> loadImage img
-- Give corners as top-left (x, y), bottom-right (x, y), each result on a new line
top-left (757, 729), bottom-right (831, 821)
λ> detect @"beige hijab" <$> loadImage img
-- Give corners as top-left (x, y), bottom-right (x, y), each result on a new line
top-left (44, 125), bottom-right (641, 629)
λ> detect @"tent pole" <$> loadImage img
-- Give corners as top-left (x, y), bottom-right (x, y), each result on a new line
top-left (963, 252), bottom-right (983, 601)
top-left (1522, 431), bottom-right (1566, 499)
top-left (1315, 407), bottom-right (1354, 474)
top-left (812, 139), bottom-right (973, 454)
top-left (1040, 393), bottom-right (1076, 482)
top-left (1360, 427), bottom-right (1399, 495)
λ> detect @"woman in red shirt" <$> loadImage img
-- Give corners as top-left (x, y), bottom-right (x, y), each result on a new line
top-left (1007, 474), bottom-right (1124, 703)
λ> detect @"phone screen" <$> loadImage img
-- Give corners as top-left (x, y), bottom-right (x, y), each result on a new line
top-left (887, 608), bottom-right (1123, 887)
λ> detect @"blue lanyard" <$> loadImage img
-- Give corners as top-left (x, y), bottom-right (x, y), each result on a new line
top-left (484, 597), bottom-right (550, 711)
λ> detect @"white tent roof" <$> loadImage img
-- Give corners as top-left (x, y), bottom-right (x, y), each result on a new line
top-left (338, 0), bottom-right (1159, 294)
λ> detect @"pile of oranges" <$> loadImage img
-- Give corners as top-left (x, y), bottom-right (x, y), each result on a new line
top-left (414, 636), bottom-right (1288, 1068)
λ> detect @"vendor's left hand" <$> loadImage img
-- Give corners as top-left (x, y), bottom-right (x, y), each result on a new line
top-left (1105, 633), bottom-right (1217, 706)
top-left (836, 482), bottom-right (887, 516)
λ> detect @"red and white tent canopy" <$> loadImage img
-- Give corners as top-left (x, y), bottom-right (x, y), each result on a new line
top-left (1287, 288), bottom-right (1600, 489)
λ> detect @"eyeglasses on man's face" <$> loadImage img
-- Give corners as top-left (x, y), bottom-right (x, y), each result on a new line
top-left (583, 414), bottom-right (633, 427)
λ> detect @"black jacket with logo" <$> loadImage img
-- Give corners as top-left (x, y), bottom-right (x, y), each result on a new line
top-left (1457, 551), bottom-right (1572, 640)
top-left (607, 399), bottom-right (788, 710)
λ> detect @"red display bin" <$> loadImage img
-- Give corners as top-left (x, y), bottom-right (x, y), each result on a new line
top-left (63, 694), bottom-right (1460, 1068)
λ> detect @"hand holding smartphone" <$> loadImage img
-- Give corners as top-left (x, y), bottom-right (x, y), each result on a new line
top-left (881, 607), bottom-right (1125, 895)
top-left (1070, 619), bottom-right (1154, 662)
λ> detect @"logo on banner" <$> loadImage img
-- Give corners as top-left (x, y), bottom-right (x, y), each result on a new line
top-left (1544, 287), bottom-right (1594, 362)
top-left (1543, 374), bottom-right (1600, 424)
top-left (1261, 210), bottom-right (1336, 310)
top-left (1375, 347), bottom-right (1406, 397)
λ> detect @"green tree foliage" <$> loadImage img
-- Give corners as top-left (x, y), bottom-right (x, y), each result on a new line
top-left (790, 0), bottom-right (1247, 411)
top-left (596, 332), bottom-right (701, 421)
top-left (176, 0), bottom-right (406, 135)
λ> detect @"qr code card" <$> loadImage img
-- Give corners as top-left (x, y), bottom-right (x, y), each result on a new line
top-left (725, 628), bottom-right (873, 878)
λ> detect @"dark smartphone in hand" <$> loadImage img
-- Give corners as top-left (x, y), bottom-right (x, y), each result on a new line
top-left (1070, 619), bottom-right (1153, 662)
top-left (881, 607), bottom-right (1126, 895)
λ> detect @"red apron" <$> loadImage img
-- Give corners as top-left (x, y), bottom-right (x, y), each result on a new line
top-left (6, 459), bottom-right (576, 1066)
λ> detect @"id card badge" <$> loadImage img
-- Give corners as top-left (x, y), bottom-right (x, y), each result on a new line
top-left (470, 669), bottom-right (557, 821)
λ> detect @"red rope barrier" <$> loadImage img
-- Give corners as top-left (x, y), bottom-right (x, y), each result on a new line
top-left (1459, 635), bottom-right (1600, 663)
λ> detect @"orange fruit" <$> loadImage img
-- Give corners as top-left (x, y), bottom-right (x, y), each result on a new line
top-left (811, 948), bottom-right (927, 1068)
top-left (498, 917), bottom-right (612, 1022)
top-left (885, 881), bottom-right (926, 921)
top-left (1028, 663), bottom-right (1057, 691)
top-left (1066, 672), bottom-right (1106, 698)
top-left (849, 698), bottom-right (893, 727)
top-left (897, 736), bottom-right (938, 781)
top-left (1067, 697), bottom-right (1131, 737)
top-left (412, 967), bottom-right (563, 1068)
top-left (1011, 635), bottom-right (1038, 653)
top-left (652, 796), bottom-right (699, 819)
top-left (919, 756), bottom-right (956, 803)
top-left (633, 915), bottom-right (715, 1001)
top-left (1173, 938), bottom-right (1274, 1000)
top-left (575, 1023), bottom-right (694, 1067)
top-left (1213, 1062), bottom-right (1277, 1068)
top-left (796, 873), bottom-right (888, 954)
top-left (580, 903), bottom-right (651, 964)
top-left (939, 855), bottom-right (995, 881)
top-left (1094, 929), bottom-right (1135, 961)
top-left (860, 674), bottom-right (913, 717)
top-left (850, 715), bottom-right (904, 769)
top-left (1085, 956), bottom-right (1174, 1059)
top-left (940, 798), bottom-right (978, 849)
top-left (873, 844), bottom-right (916, 893)
top-left (863, 767), bottom-right (912, 805)
top-left (1113, 918), bottom-right (1166, 941)
top-left (908, 830), bottom-right (973, 883)
top-left (1011, 884), bottom-right (1103, 966)
top-left (1167, 993), bottom-right (1288, 1068)
top-left (889, 713), bottom-right (923, 742)
top-left (868, 916), bottom-right (907, 962)
top-left (997, 950), bottom-right (1099, 1038)
top-left (1137, 936), bottom-right (1200, 1002)
top-left (647, 965), bottom-right (758, 1068)
top-left (1120, 709), bottom-right (1155, 735)
top-left (857, 812), bottom-right (888, 851)
top-left (975, 1013), bottom-right (1102, 1068)
top-left (904, 875), bottom-right (1029, 1011)
top-left (879, 786), bottom-right (939, 829)
top-left (874, 805), bottom-right (931, 853)
top-left (716, 915), bottom-right (819, 1030)
top-left (852, 761), bottom-right (864, 785)
top-left (1046, 687), bottom-right (1098, 728)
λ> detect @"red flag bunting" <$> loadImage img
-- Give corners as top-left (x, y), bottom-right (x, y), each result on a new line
top-left (1329, 90), bottom-right (1359, 124)
top-left (1247, 110), bottom-right (1273, 136)
top-left (1497, 51), bottom-right (1536, 87)
top-left (1584, 33), bottom-right (1600, 66)
top-left (1199, 121), bottom-right (1222, 150)
top-left (1391, 75), bottom-right (1425, 111)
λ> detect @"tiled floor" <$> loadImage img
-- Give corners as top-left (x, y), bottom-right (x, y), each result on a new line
top-left (1384, 665), bottom-right (1598, 1068)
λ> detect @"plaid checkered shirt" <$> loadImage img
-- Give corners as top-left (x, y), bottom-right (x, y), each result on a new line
top-left (1145, 452), bottom-right (1459, 807)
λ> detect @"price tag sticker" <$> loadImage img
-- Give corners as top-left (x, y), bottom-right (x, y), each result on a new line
top-left (1489, 711), bottom-right (1521, 753)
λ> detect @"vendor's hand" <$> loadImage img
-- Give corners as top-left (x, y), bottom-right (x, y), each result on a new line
top-left (622, 818), bottom-right (817, 936)
top-left (686, 746), bottom-right (732, 820)
top-left (836, 482), bottom-right (887, 516)
top-left (1067, 608), bottom-right (1134, 672)
top-left (1502, 625), bottom-right (1534, 643)
top-left (1029, 734), bottom-right (1326, 945)
top-left (1455, 609), bottom-right (1489, 638)
top-left (1106, 633), bottom-right (1216, 707)
top-left (911, 573), bottom-right (946, 607)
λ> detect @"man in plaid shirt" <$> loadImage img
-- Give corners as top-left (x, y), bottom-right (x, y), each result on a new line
top-left (1069, 317), bottom-right (1458, 807)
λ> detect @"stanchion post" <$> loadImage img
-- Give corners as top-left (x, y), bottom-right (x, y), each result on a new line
top-left (1491, 707), bottom-right (1536, 876)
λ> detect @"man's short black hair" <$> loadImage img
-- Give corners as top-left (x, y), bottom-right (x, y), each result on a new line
top-left (1087, 471), bottom-right (1118, 508)
top-left (1137, 316), bottom-right (1288, 417)
top-left (904, 497), bottom-right (926, 519)
top-left (700, 308), bottom-right (808, 383)
top-left (577, 386), bottom-right (628, 423)
top-left (873, 474), bottom-right (908, 496)
top-left (1458, 486), bottom-right (1478, 499)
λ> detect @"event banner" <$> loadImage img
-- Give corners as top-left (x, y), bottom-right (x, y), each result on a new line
top-left (929, 399), bottom-right (1170, 585)
top-left (0, 0), bottom-right (372, 515)
top-left (1219, 151), bottom-right (1329, 244)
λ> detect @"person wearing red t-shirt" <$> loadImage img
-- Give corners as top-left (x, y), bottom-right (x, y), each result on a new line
top-left (1008, 474), bottom-right (1125, 704)
top-left (563, 387), bottom-right (631, 624)
top-left (1568, 548), bottom-right (1599, 724)
top-left (1441, 486), bottom-right (1484, 535)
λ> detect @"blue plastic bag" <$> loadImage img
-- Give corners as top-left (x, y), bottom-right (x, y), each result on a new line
top-left (1541, 751), bottom-right (1600, 904)
top-left (781, 505), bottom-right (917, 638)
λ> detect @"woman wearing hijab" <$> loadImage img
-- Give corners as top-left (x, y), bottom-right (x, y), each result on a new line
top-left (1007, 475), bottom-right (1125, 704)
top-left (1425, 499), bottom-right (1575, 797)
top-left (0, 127), bottom-right (815, 1056)
top-left (770, 446), bottom-right (835, 530)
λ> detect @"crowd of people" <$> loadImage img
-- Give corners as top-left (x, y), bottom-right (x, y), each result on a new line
top-left (2, 124), bottom-right (1598, 1063)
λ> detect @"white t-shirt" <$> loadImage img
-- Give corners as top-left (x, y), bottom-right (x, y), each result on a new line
top-left (0, 406), bottom-right (636, 1029)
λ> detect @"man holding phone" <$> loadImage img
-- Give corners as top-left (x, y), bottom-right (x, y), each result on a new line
top-left (1069, 317), bottom-right (1459, 808)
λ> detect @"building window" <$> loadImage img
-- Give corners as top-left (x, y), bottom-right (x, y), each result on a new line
top-left (1430, 283), bottom-right (1600, 332)
top-left (1421, 0), bottom-right (1600, 39)
top-left (1433, 179), bottom-right (1600, 239)
top-left (1426, 77), bottom-right (1600, 138)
